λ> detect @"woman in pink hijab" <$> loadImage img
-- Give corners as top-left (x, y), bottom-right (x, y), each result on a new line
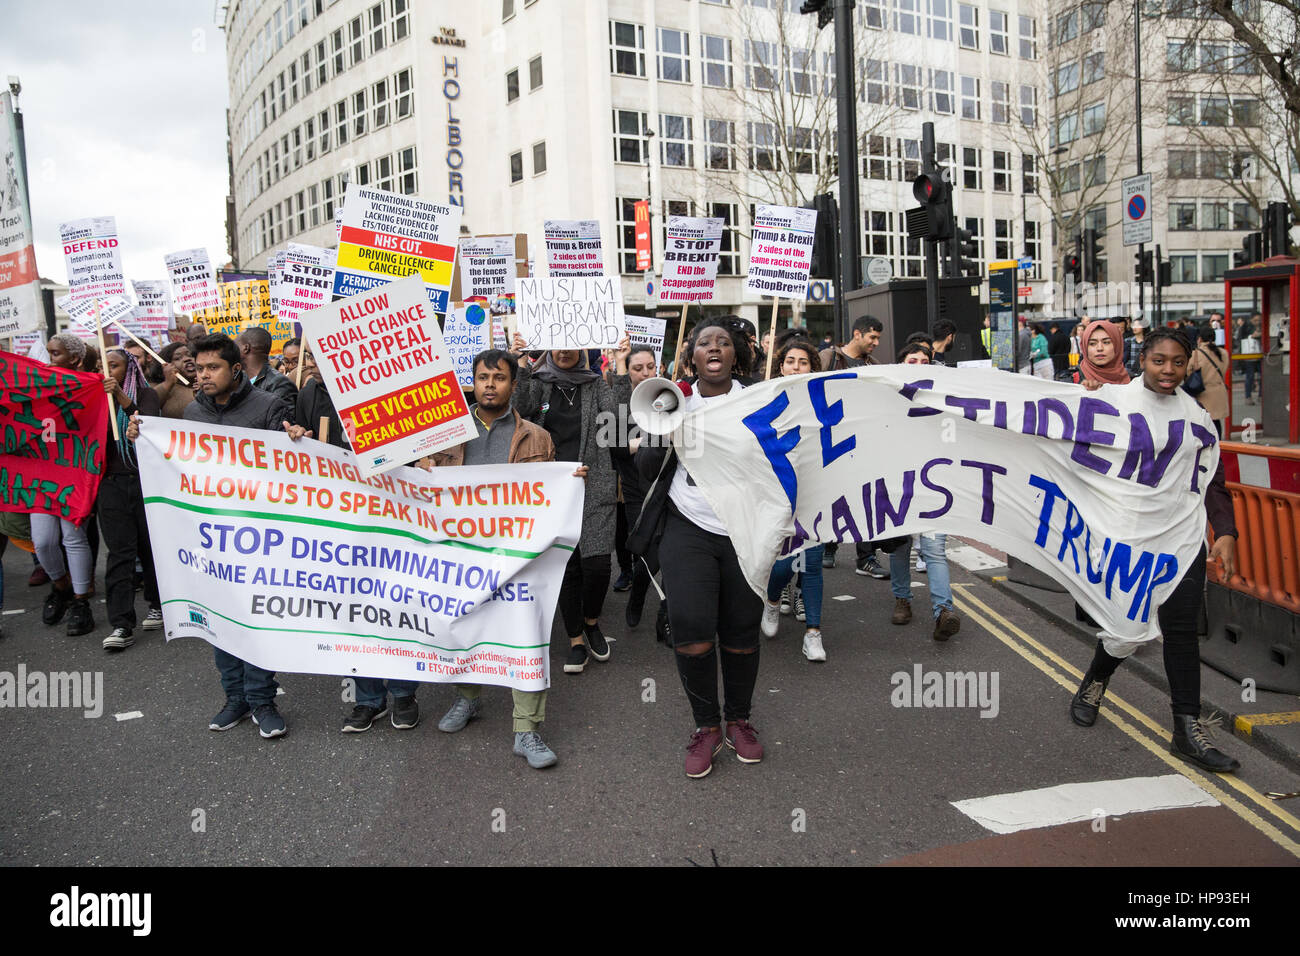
top-left (1077, 320), bottom-right (1131, 386)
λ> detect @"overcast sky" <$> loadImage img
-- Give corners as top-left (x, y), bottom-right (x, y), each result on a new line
top-left (1, 1), bottom-right (230, 287)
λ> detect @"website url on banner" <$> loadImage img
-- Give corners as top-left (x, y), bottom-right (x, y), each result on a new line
top-left (1113, 915), bottom-right (1250, 929)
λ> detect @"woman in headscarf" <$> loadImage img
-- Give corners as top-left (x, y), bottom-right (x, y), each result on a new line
top-left (97, 349), bottom-right (163, 651)
top-left (509, 334), bottom-right (632, 675)
top-left (1077, 319), bottom-right (1131, 386)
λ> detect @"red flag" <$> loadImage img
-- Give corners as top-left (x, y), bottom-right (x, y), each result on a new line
top-left (634, 200), bottom-right (651, 272)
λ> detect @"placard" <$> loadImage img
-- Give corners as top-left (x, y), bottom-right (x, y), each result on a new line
top-left (744, 204), bottom-right (816, 299)
top-left (60, 216), bottom-right (125, 303)
top-left (660, 216), bottom-right (722, 303)
top-left (0, 92), bottom-right (43, 336)
top-left (164, 247), bottom-right (222, 314)
top-left (544, 219), bottom-right (604, 277)
top-left (516, 276), bottom-right (624, 350)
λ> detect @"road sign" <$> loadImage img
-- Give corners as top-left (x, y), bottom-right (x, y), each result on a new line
top-left (1122, 173), bottom-right (1152, 247)
top-left (1018, 285), bottom-right (1033, 296)
top-left (1018, 257), bottom-right (1034, 270)
top-left (865, 257), bottom-right (892, 285)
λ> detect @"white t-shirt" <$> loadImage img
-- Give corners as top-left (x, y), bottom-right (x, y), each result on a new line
top-left (669, 378), bottom-right (744, 536)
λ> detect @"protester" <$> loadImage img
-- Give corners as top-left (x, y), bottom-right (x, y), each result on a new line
top-left (298, 347), bottom-right (323, 384)
top-left (155, 342), bottom-right (199, 418)
top-left (610, 343), bottom-right (661, 629)
top-left (509, 332), bottom-right (632, 674)
top-left (1124, 318), bottom-right (1147, 378)
top-left (1029, 323), bottom-right (1053, 379)
top-left (238, 327), bottom-right (297, 405)
top-left (1017, 318), bottom-right (1033, 375)
top-left (98, 350), bottom-right (162, 651)
top-left (931, 319), bottom-right (956, 366)
top-left (1188, 326), bottom-right (1229, 437)
top-left (425, 349), bottom-right (579, 768)
top-left (1072, 328), bottom-right (1241, 773)
top-left (32, 334), bottom-right (97, 637)
top-left (1240, 317), bottom-right (1262, 403)
top-left (1048, 323), bottom-right (1071, 376)
top-left (294, 369), bottom-right (346, 448)
top-left (630, 318), bottom-right (764, 778)
top-left (279, 338), bottom-right (302, 380)
top-left (1077, 320), bottom-right (1130, 386)
top-left (760, 339), bottom-right (827, 662)
top-left (123, 341), bottom-right (163, 385)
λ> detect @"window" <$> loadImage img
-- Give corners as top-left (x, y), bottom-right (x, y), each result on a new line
top-left (1233, 202), bottom-right (1260, 230)
top-left (1202, 148), bottom-right (1231, 179)
top-left (305, 117), bottom-right (315, 162)
top-left (788, 47), bottom-right (815, 95)
top-left (747, 39), bottom-right (778, 90)
top-left (397, 145), bottom-right (417, 194)
top-left (897, 64), bottom-right (922, 110)
top-left (506, 69), bottom-right (520, 102)
top-left (334, 98), bottom-right (348, 145)
top-left (610, 21), bottom-right (646, 77)
top-left (318, 109), bottom-right (331, 154)
top-left (1060, 162), bottom-right (1081, 192)
top-left (529, 55), bottom-right (543, 90)
top-left (658, 28), bottom-right (690, 82)
top-left (896, 0), bottom-right (921, 35)
top-left (289, 62), bottom-right (300, 105)
top-left (1233, 151), bottom-right (1257, 179)
top-left (1166, 39), bottom-right (1194, 72)
top-left (748, 122), bottom-right (779, 170)
top-left (1201, 201), bottom-right (1229, 230)
top-left (931, 70), bottom-right (954, 113)
top-left (503, 0), bottom-right (515, 19)
top-left (349, 15), bottom-right (364, 66)
top-left (1083, 154), bottom-right (1106, 187)
top-left (1204, 253), bottom-right (1229, 283)
top-left (1083, 51), bottom-right (1104, 85)
top-left (369, 3), bottom-right (385, 54)
top-left (928, 0), bottom-right (952, 41)
top-left (1169, 200), bottom-right (1197, 230)
top-left (862, 0), bottom-right (886, 28)
top-left (301, 52), bottom-right (313, 96)
top-left (613, 109), bottom-right (649, 163)
top-left (962, 147), bottom-right (981, 189)
top-left (1171, 254), bottom-right (1198, 283)
top-left (316, 40), bottom-right (329, 86)
top-left (1232, 44), bottom-right (1259, 74)
top-left (1083, 205), bottom-right (1106, 235)
top-left (616, 198), bottom-right (639, 273)
top-left (1232, 98), bottom-right (1260, 126)
top-left (864, 58), bottom-right (889, 104)
top-left (710, 202), bottom-right (741, 275)
top-left (958, 4), bottom-right (978, 48)
top-left (372, 79), bottom-right (389, 129)
top-left (1020, 85), bottom-right (1038, 126)
top-left (994, 219), bottom-right (1013, 260)
top-left (1025, 222), bottom-right (1041, 274)
top-left (936, 142), bottom-right (956, 183)
top-left (352, 89), bottom-right (367, 137)
top-left (509, 150), bottom-right (523, 183)
top-left (864, 135), bottom-right (892, 179)
top-left (392, 0), bottom-right (409, 42)
top-left (1056, 111), bottom-right (1079, 145)
top-left (703, 35), bottom-right (732, 87)
top-left (863, 210), bottom-right (894, 259)
top-left (1018, 15), bottom-right (1037, 59)
top-left (705, 119), bottom-right (736, 170)
top-left (1055, 8), bottom-right (1079, 43)
top-left (1200, 95), bottom-right (1230, 126)
top-left (991, 81), bottom-right (1011, 123)
top-left (660, 114), bottom-right (694, 167)
top-left (1200, 42), bottom-right (1228, 72)
top-left (964, 218), bottom-right (985, 262)
top-left (899, 231), bottom-right (924, 277)
top-left (532, 141), bottom-right (547, 175)
top-left (1167, 96), bottom-right (1194, 125)
top-left (960, 76), bottom-right (980, 119)
top-left (1081, 101), bottom-right (1104, 136)
top-left (992, 150), bottom-right (1011, 191)
top-left (1054, 62), bottom-right (1080, 96)
top-left (1081, 0), bottom-right (1105, 32)
top-left (989, 10), bottom-right (1008, 54)
top-left (788, 126), bottom-right (816, 173)
top-left (898, 138), bottom-right (921, 180)
top-left (1168, 149), bottom-right (1198, 178)
top-left (395, 68), bottom-right (413, 119)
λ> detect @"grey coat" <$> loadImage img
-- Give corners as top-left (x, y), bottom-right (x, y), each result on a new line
top-left (512, 367), bottom-right (631, 555)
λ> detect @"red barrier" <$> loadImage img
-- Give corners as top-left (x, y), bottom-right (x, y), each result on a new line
top-left (1212, 442), bottom-right (1300, 613)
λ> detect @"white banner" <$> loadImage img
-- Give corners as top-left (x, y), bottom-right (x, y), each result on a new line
top-left (444, 302), bottom-right (492, 388)
top-left (744, 204), bottom-right (816, 300)
top-left (543, 219), bottom-right (603, 277)
top-left (0, 92), bottom-right (43, 336)
top-left (516, 276), bottom-right (624, 350)
top-left (661, 216), bottom-right (723, 303)
top-left (60, 216), bottom-right (125, 303)
top-left (164, 247), bottom-right (221, 314)
top-left (136, 420), bottom-right (584, 690)
top-left (678, 367), bottom-right (1217, 643)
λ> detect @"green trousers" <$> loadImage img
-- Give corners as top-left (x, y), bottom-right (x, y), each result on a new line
top-left (454, 684), bottom-right (547, 732)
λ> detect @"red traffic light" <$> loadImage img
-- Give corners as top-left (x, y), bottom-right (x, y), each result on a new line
top-left (912, 172), bottom-right (946, 205)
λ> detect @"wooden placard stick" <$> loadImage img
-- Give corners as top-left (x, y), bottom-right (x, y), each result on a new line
top-left (764, 296), bottom-right (780, 380)
top-left (672, 301), bottom-right (690, 382)
top-left (93, 299), bottom-right (120, 440)
top-left (110, 321), bottom-right (190, 385)
top-left (318, 416), bottom-right (330, 445)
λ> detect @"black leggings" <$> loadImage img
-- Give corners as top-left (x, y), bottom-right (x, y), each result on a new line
top-left (558, 546), bottom-right (611, 637)
top-left (1089, 547), bottom-right (1206, 718)
top-left (660, 509), bottom-right (763, 726)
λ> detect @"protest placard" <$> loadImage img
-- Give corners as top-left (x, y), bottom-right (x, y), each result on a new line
top-left (192, 278), bottom-right (292, 354)
top-left (279, 243), bottom-right (335, 332)
top-left (333, 184), bottom-right (460, 315)
top-left (164, 247), bottom-right (221, 314)
top-left (544, 219), bottom-right (604, 277)
top-left (516, 276), bottom-right (624, 350)
top-left (442, 302), bottom-right (492, 388)
top-left (678, 367), bottom-right (1217, 643)
top-left (60, 216), bottom-right (125, 303)
top-left (0, 93), bottom-right (43, 336)
top-left (744, 204), bottom-right (816, 300)
top-left (0, 351), bottom-right (109, 523)
top-left (459, 235), bottom-right (516, 300)
top-left (9, 332), bottom-right (42, 356)
top-left (303, 273), bottom-right (474, 476)
top-left (136, 419), bottom-right (583, 689)
top-left (268, 249), bottom-right (287, 318)
top-left (660, 216), bottom-right (723, 303)
top-left (624, 314), bottom-right (666, 368)
top-left (57, 293), bottom-right (136, 341)
top-left (131, 280), bottom-right (174, 338)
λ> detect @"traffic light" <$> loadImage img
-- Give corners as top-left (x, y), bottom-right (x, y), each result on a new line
top-left (1134, 249), bottom-right (1153, 283)
top-left (1158, 260), bottom-right (1172, 287)
top-left (1064, 252), bottom-right (1081, 283)
top-left (1235, 232), bottom-right (1263, 268)
top-left (1082, 229), bottom-right (1103, 283)
top-left (906, 171), bottom-right (953, 241)
top-left (805, 193), bottom-right (839, 279)
top-left (953, 225), bottom-right (979, 277)
top-left (1264, 201), bottom-right (1292, 258)
top-left (798, 0), bottom-right (835, 28)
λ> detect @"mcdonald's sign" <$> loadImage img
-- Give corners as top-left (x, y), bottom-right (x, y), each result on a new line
top-left (634, 200), bottom-right (651, 272)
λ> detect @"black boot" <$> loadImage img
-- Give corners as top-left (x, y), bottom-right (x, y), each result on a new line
top-left (1171, 713), bottom-right (1241, 774)
top-left (65, 598), bottom-right (94, 637)
top-left (626, 590), bottom-right (645, 629)
top-left (1070, 666), bottom-right (1109, 727)
top-left (42, 586), bottom-right (73, 625)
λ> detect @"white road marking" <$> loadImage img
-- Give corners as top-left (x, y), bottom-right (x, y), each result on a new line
top-left (2, 609), bottom-right (25, 615)
top-left (952, 774), bottom-right (1219, 834)
top-left (114, 711), bottom-right (144, 722)
top-left (946, 544), bottom-right (1007, 572)
top-left (831, 594), bottom-right (856, 602)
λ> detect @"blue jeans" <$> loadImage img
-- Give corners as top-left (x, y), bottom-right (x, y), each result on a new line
top-left (889, 534), bottom-right (953, 618)
top-left (354, 677), bottom-right (419, 708)
top-left (767, 544), bottom-right (823, 628)
top-left (213, 646), bottom-right (279, 706)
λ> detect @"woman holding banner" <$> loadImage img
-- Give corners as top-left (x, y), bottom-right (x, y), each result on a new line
top-left (1072, 327), bottom-right (1241, 773)
top-left (510, 333), bottom-right (632, 674)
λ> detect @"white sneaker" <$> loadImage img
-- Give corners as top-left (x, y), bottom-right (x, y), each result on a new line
top-left (140, 607), bottom-right (164, 630)
top-left (915, 557), bottom-right (927, 573)
top-left (103, 627), bottom-right (134, 651)
top-left (779, 583), bottom-right (793, 615)
top-left (802, 629), bottom-right (826, 662)
top-left (761, 600), bottom-right (781, 638)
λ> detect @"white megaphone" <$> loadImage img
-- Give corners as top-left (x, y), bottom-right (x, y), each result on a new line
top-left (630, 377), bottom-right (691, 436)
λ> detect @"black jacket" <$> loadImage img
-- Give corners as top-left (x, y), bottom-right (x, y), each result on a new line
top-left (251, 366), bottom-right (299, 407)
top-left (184, 373), bottom-right (292, 431)
top-left (295, 377), bottom-right (347, 448)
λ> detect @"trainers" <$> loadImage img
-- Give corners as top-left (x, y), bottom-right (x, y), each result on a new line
top-left (802, 629), bottom-right (826, 662)
top-left (685, 727), bottom-right (724, 778)
top-left (209, 699), bottom-right (251, 731)
top-left (102, 627), bottom-right (134, 651)
top-left (584, 623), bottom-right (610, 661)
top-left (822, 549), bottom-right (836, 569)
top-left (1070, 666), bottom-right (1109, 727)
top-left (725, 719), bottom-right (764, 763)
top-left (933, 608), bottom-right (961, 641)
top-left (794, 594), bottom-right (807, 622)
top-left (251, 703), bottom-right (287, 739)
top-left (341, 703), bottom-right (389, 733)
top-left (892, 598), bottom-right (912, 625)
top-left (438, 694), bottom-right (481, 732)
top-left (28, 566), bottom-right (50, 587)
top-left (856, 555), bottom-right (889, 579)
top-left (1170, 713), bottom-right (1240, 773)
top-left (391, 695), bottom-right (419, 729)
top-left (65, 598), bottom-right (94, 637)
top-left (564, 643), bottom-right (589, 674)
top-left (514, 730), bottom-right (558, 768)
top-left (612, 569), bottom-right (633, 592)
top-left (760, 600), bottom-right (781, 638)
top-left (915, 556), bottom-right (927, 573)
top-left (779, 583), bottom-right (793, 615)
top-left (140, 607), bottom-right (164, 630)
top-left (42, 586), bottom-right (72, 625)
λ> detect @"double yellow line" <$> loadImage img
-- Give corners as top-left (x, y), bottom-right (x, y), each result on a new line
top-left (952, 582), bottom-right (1300, 859)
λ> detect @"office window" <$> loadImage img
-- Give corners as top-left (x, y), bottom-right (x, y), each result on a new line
top-left (509, 150), bottom-right (523, 183)
top-left (1055, 8), bottom-right (1079, 43)
top-left (964, 218), bottom-right (985, 262)
top-left (300, 52), bottom-right (313, 96)
top-left (532, 141), bottom-right (547, 175)
top-left (1234, 202), bottom-right (1260, 230)
top-left (992, 150), bottom-right (1011, 191)
top-left (1202, 148), bottom-right (1231, 179)
top-left (747, 39), bottom-right (779, 90)
top-left (896, 0), bottom-right (921, 35)
top-left (703, 35), bottom-right (732, 88)
top-left (1202, 201), bottom-right (1229, 230)
top-left (1167, 96), bottom-right (1194, 125)
top-left (305, 117), bottom-right (315, 162)
top-left (898, 138), bottom-right (921, 180)
top-left (529, 55), bottom-right (543, 90)
top-left (962, 147), bottom-right (981, 189)
top-left (1060, 162), bottom-right (1081, 192)
top-left (610, 21), bottom-right (646, 76)
top-left (289, 62), bottom-right (299, 105)
top-left (391, 0), bottom-right (409, 42)
top-left (1081, 0), bottom-right (1105, 32)
top-left (788, 126), bottom-right (816, 173)
top-left (1232, 98), bottom-right (1260, 126)
top-left (864, 135), bottom-right (892, 179)
top-left (616, 197), bottom-right (639, 273)
top-left (1168, 149), bottom-right (1198, 178)
top-left (352, 89), bottom-right (367, 137)
top-left (658, 28), bottom-right (690, 82)
top-left (318, 109), bottom-right (331, 154)
top-left (1056, 111), bottom-right (1079, 144)
top-left (348, 15), bottom-right (364, 66)
top-left (394, 68), bottom-right (413, 118)
top-left (705, 119), bottom-right (736, 170)
top-left (369, 3), bottom-right (385, 54)
top-left (660, 114), bottom-right (694, 167)
top-left (1171, 254), bottom-right (1198, 282)
top-left (864, 58), bottom-right (889, 104)
top-left (397, 145), bottom-right (417, 194)
top-left (1083, 154), bottom-right (1105, 187)
top-left (1083, 51), bottom-right (1104, 84)
top-left (1204, 253), bottom-right (1229, 282)
top-left (613, 109), bottom-right (649, 162)
top-left (375, 153), bottom-right (395, 192)
top-left (1025, 222), bottom-right (1041, 273)
top-left (1200, 42), bottom-right (1228, 72)
top-left (862, 0), bottom-right (886, 28)
top-left (1081, 101), bottom-right (1105, 136)
top-left (372, 79), bottom-right (389, 129)
top-left (1019, 16), bottom-right (1037, 58)
top-left (1020, 85), bottom-right (1038, 126)
top-left (1166, 39), bottom-right (1194, 72)
top-left (961, 76), bottom-right (980, 119)
top-left (958, 4), bottom-right (978, 49)
top-left (748, 121), bottom-right (779, 170)
top-left (897, 64), bottom-right (922, 110)
top-left (709, 202), bottom-right (741, 276)
top-left (931, 70), bottom-right (954, 113)
top-left (789, 47), bottom-right (816, 95)
top-left (1054, 62), bottom-right (1080, 96)
top-left (334, 98), bottom-right (348, 146)
top-left (991, 81), bottom-right (1011, 123)
top-left (1169, 200), bottom-right (1197, 230)
top-left (994, 219), bottom-right (1013, 260)
top-left (863, 210), bottom-right (894, 259)
top-left (506, 69), bottom-right (520, 102)
top-left (928, 0), bottom-right (952, 41)
top-left (503, 0), bottom-right (515, 19)
top-left (1232, 43), bottom-right (1259, 74)
top-left (936, 142), bottom-right (956, 183)
top-left (1200, 95), bottom-right (1230, 126)
top-left (989, 10), bottom-right (1008, 54)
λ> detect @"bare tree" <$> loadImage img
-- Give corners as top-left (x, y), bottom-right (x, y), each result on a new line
top-left (1208, 0), bottom-right (1300, 117)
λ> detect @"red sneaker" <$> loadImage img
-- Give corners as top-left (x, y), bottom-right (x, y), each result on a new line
top-left (725, 719), bottom-right (764, 763)
top-left (684, 727), bottom-right (724, 778)
top-left (28, 567), bottom-right (50, 587)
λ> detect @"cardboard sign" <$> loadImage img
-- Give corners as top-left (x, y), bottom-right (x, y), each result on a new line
top-left (443, 301), bottom-right (492, 388)
top-left (661, 216), bottom-right (723, 303)
top-left (624, 315), bottom-right (666, 368)
top-left (57, 293), bottom-right (136, 341)
top-left (516, 277), bottom-right (624, 350)
top-left (60, 216), bottom-right (125, 303)
top-left (544, 219), bottom-right (604, 277)
top-left (0, 92), bottom-right (43, 336)
top-left (164, 247), bottom-right (222, 314)
top-left (192, 279), bottom-right (293, 355)
top-left (459, 236), bottom-right (516, 300)
top-left (303, 273), bottom-right (474, 476)
top-left (279, 243), bottom-right (335, 332)
top-left (131, 280), bottom-right (174, 338)
top-left (745, 204), bottom-right (816, 299)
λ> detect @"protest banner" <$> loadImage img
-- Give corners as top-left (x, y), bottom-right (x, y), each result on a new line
top-left (458, 235), bottom-right (516, 300)
top-left (267, 249), bottom-right (287, 318)
top-left (192, 278), bottom-right (294, 355)
top-left (443, 302), bottom-right (491, 388)
top-left (131, 280), bottom-right (174, 338)
top-left (303, 273), bottom-right (474, 476)
top-left (544, 219), bottom-right (604, 277)
top-left (516, 276), bottom-right (624, 350)
top-left (0, 350), bottom-right (110, 524)
top-left (59, 216), bottom-right (125, 303)
top-left (278, 243), bottom-right (335, 333)
top-left (745, 204), bottom-right (817, 377)
top-left (0, 92), bottom-right (43, 336)
top-left (624, 314), bottom-right (666, 369)
top-left (57, 293), bottom-right (135, 340)
top-left (164, 247), bottom-right (222, 314)
top-left (676, 367), bottom-right (1217, 643)
top-left (135, 419), bottom-right (584, 690)
top-left (660, 216), bottom-right (722, 303)
top-left (9, 332), bottom-right (42, 356)
top-left (333, 184), bottom-right (460, 315)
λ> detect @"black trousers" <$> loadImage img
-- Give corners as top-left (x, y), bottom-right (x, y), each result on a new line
top-left (558, 545), bottom-right (611, 637)
top-left (97, 473), bottom-right (160, 631)
top-left (1159, 547), bottom-right (1207, 718)
top-left (615, 501), bottom-right (631, 574)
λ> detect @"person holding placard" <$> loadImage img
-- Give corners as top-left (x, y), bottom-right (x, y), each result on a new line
top-left (155, 342), bottom-right (200, 418)
top-left (509, 334), bottom-right (632, 674)
top-left (610, 343), bottom-right (662, 629)
top-left (238, 327), bottom-right (297, 406)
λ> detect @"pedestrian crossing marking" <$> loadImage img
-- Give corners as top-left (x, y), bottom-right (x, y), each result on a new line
top-left (946, 544), bottom-right (1007, 572)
